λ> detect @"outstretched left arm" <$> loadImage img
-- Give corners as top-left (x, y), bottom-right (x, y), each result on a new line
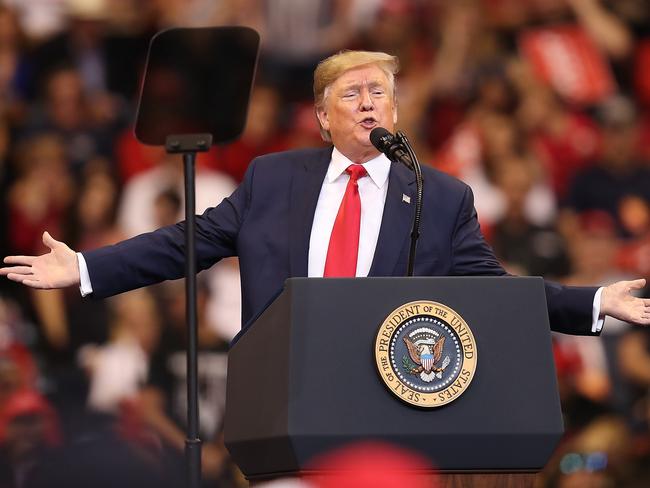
top-left (601, 279), bottom-right (650, 326)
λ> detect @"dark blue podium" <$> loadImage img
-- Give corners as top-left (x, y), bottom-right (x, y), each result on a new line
top-left (224, 277), bottom-right (562, 485)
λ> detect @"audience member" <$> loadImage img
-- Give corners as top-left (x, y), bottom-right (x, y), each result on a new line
top-left (0, 389), bottom-right (62, 488)
top-left (22, 67), bottom-right (119, 173)
top-left (564, 95), bottom-right (650, 238)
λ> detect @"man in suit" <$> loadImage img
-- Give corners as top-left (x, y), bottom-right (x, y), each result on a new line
top-left (2, 51), bottom-right (650, 335)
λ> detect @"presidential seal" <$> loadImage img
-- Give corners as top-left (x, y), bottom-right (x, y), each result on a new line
top-left (374, 301), bottom-right (477, 408)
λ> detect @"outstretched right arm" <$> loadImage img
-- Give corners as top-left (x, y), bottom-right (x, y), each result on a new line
top-left (1, 231), bottom-right (81, 289)
top-left (2, 157), bottom-right (255, 296)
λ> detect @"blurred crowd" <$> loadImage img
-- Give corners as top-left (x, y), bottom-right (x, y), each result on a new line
top-left (1, 0), bottom-right (650, 487)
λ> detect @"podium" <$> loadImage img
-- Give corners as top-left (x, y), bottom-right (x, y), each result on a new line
top-left (224, 277), bottom-right (563, 484)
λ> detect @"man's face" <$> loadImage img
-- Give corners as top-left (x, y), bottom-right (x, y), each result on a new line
top-left (317, 64), bottom-right (397, 163)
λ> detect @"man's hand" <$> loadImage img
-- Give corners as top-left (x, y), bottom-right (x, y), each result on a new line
top-left (0, 232), bottom-right (80, 289)
top-left (601, 279), bottom-right (650, 326)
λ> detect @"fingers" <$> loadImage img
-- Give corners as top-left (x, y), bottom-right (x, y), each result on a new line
top-left (1, 258), bottom-right (36, 279)
top-left (22, 279), bottom-right (48, 289)
top-left (42, 231), bottom-right (61, 251)
top-left (627, 278), bottom-right (647, 290)
top-left (1, 266), bottom-right (33, 276)
top-left (6, 272), bottom-right (31, 284)
top-left (2, 255), bottom-right (36, 266)
top-left (627, 298), bottom-right (650, 326)
top-left (4, 272), bottom-right (23, 283)
top-left (1, 267), bottom-right (22, 277)
top-left (5, 273), bottom-right (48, 289)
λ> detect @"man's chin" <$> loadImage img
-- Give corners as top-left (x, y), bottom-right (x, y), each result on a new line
top-left (356, 136), bottom-right (375, 148)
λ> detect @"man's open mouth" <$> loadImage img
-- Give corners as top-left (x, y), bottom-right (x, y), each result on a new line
top-left (359, 117), bottom-right (377, 129)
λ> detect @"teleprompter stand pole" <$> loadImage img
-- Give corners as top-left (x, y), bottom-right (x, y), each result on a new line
top-left (134, 25), bottom-right (259, 488)
top-left (166, 133), bottom-right (213, 488)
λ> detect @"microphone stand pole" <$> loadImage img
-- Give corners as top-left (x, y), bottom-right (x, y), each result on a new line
top-left (396, 131), bottom-right (423, 277)
top-left (166, 132), bottom-right (213, 488)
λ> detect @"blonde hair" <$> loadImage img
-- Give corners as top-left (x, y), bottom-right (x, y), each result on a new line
top-left (313, 50), bottom-right (399, 141)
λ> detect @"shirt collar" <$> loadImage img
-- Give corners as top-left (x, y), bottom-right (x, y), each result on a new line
top-left (327, 146), bottom-right (391, 188)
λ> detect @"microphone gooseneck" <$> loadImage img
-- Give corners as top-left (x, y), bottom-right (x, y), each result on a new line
top-left (395, 131), bottom-right (424, 277)
top-left (369, 127), bottom-right (424, 277)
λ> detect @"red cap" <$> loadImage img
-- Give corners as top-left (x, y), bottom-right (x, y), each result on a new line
top-left (305, 441), bottom-right (438, 488)
top-left (0, 389), bottom-right (62, 446)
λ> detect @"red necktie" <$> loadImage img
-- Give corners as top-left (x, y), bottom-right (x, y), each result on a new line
top-left (324, 164), bottom-right (368, 277)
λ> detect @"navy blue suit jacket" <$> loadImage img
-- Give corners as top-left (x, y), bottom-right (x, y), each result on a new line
top-left (83, 147), bottom-right (598, 335)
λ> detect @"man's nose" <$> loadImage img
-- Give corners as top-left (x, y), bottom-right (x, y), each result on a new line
top-left (360, 89), bottom-right (373, 111)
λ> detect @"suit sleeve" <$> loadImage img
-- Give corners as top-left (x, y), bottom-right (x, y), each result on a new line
top-left (82, 159), bottom-right (257, 299)
top-left (450, 186), bottom-right (507, 276)
top-left (451, 185), bottom-right (598, 336)
top-left (544, 282), bottom-right (599, 336)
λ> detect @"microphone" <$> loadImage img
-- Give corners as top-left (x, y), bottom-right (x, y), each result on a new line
top-left (371, 127), bottom-right (424, 277)
top-left (369, 127), bottom-right (414, 169)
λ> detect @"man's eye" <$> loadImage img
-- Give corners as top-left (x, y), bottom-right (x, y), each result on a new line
top-left (342, 92), bottom-right (357, 99)
top-left (372, 89), bottom-right (385, 96)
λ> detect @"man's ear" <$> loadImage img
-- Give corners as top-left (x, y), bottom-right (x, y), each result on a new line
top-left (316, 105), bottom-right (329, 132)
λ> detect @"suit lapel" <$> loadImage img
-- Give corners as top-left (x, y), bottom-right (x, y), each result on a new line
top-left (289, 147), bottom-right (332, 277)
top-left (369, 163), bottom-right (416, 276)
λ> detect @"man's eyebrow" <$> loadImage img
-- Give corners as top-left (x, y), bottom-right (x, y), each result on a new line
top-left (339, 83), bottom-right (362, 91)
top-left (339, 80), bottom-right (386, 91)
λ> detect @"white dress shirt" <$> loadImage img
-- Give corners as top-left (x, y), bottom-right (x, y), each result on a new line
top-left (308, 148), bottom-right (390, 278)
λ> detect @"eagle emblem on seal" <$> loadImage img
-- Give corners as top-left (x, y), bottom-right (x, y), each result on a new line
top-left (402, 327), bottom-right (451, 383)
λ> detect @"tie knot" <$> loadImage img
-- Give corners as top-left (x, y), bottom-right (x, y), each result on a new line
top-left (346, 164), bottom-right (367, 182)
